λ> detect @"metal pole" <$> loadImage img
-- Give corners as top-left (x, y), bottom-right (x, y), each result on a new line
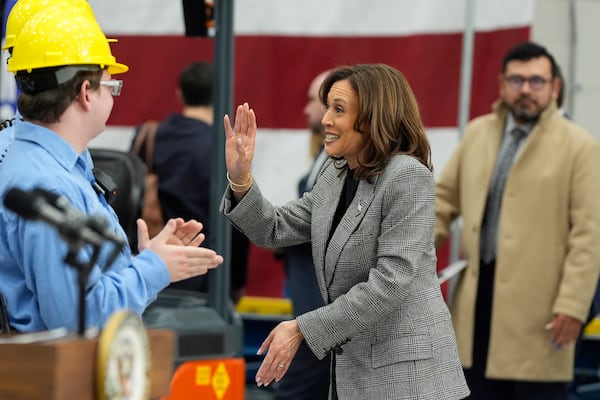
top-left (566, 0), bottom-right (577, 118)
top-left (457, 0), bottom-right (475, 140)
top-left (209, 0), bottom-right (234, 321)
top-left (449, 0), bottom-right (475, 270)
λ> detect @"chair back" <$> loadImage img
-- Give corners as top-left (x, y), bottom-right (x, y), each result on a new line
top-left (90, 148), bottom-right (146, 251)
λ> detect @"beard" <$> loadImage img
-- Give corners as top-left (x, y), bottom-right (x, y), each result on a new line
top-left (506, 95), bottom-right (543, 123)
top-left (510, 108), bottom-right (540, 123)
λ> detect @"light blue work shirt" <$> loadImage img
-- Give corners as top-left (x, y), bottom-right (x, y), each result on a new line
top-left (0, 113), bottom-right (17, 160)
top-left (0, 121), bottom-right (170, 332)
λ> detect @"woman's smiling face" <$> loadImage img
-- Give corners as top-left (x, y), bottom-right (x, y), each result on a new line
top-left (321, 79), bottom-right (367, 169)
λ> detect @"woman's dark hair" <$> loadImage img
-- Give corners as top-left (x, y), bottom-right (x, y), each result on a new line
top-left (320, 64), bottom-right (432, 180)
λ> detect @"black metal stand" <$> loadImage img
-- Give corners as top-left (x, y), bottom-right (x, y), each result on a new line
top-left (55, 211), bottom-right (124, 336)
top-left (64, 242), bottom-right (102, 336)
top-left (60, 216), bottom-right (123, 336)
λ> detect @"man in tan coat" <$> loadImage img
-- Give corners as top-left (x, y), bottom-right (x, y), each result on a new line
top-left (435, 41), bottom-right (600, 399)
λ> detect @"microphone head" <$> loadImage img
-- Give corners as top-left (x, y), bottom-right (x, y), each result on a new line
top-left (30, 187), bottom-right (67, 211)
top-left (3, 187), bottom-right (40, 219)
top-left (31, 188), bottom-right (61, 203)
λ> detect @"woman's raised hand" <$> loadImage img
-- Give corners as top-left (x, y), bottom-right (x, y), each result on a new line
top-left (223, 103), bottom-right (256, 190)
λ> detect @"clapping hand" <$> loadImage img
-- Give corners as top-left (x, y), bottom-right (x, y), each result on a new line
top-left (137, 218), bottom-right (223, 282)
top-left (136, 218), bottom-right (205, 252)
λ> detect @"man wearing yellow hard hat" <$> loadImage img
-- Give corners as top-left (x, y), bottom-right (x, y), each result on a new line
top-left (0, 2), bottom-right (224, 333)
top-left (0, 0), bottom-right (95, 158)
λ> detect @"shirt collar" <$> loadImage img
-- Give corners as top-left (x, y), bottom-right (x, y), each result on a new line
top-left (505, 113), bottom-right (534, 137)
top-left (15, 121), bottom-right (93, 176)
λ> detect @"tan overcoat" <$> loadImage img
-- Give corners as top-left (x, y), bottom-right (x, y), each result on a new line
top-left (435, 100), bottom-right (600, 380)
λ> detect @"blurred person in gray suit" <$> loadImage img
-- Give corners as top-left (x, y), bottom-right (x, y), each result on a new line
top-left (221, 64), bottom-right (469, 400)
top-left (277, 70), bottom-right (331, 400)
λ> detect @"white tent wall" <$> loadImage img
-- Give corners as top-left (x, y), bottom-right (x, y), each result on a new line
top-left (533, 0), bottom-right (600, 141)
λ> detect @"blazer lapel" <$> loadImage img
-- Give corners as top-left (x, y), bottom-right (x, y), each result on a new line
top-left (324, 176), bottom-right (377, 288)
top-left (312, 168), bottom-right (345, 300)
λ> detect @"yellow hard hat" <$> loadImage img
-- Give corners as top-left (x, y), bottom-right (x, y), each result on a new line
top-left (7, 4), bottom-right (128, 75)
top-left (2, 0), bottom-right (95, 51)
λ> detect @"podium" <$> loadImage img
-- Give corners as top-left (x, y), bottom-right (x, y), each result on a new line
top-left (0, 329), bottom-right (175, 400)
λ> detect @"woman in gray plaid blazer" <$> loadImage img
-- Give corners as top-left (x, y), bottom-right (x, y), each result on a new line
top-left (221, 64), bottom-right (469, 400)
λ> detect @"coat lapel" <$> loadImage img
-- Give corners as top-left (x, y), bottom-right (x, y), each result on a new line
top-left (483, 109), bottom-right (506, 187)
top-left (323, 176), bottom-right (377, 288)
top-left (476, 104), bottom-right (507, 225)
top-left (510, 102), bottom-right (558, 172)
top-left (312, 168), bottom-right (345, 300)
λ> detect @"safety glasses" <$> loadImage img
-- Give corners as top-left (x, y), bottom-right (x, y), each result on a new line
top-left (99, 79), bottom-right (123, 96)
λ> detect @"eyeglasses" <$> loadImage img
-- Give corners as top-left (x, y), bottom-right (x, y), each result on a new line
top-left (99, 80), bottom-right (123, 96)
top-left (504, 75), bottom-right (552, 91)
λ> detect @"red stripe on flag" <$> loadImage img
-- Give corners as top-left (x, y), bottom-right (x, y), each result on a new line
top-left (107, 36), bottom-right (214, 125)
top-left (107, 27), bottom-right (528, 128)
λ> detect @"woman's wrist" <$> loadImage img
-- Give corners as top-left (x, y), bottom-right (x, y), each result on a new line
top-left (227, 171), bottom-right (253, 193)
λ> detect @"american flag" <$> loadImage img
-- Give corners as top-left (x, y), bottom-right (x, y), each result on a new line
top-left (1, 0), bottom-right (533, 296)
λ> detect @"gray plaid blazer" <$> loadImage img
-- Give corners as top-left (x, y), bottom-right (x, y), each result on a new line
top-left (222, 155), bottom-right (469, 400)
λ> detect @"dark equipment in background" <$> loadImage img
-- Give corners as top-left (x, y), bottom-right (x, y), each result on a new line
top-left (90, 148), bottom-right (146, 252)
top-left (182, 0), bottom-right (215, 37)
top-left (88, 146), bottom-right (244, 366)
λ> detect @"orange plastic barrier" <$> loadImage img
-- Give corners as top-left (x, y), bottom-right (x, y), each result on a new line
top-left (162, 358), bottom-right (245, 400)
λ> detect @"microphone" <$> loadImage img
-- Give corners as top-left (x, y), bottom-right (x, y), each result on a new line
top-left (3, 187), bottom-right (125, 254)
top-left (30, 188), bottom-right (125, 247)
top-left (4, 187), bottom-right (127, 335)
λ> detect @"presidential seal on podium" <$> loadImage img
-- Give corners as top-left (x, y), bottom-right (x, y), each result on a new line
top-left (97, 310), bottom-right (150, 400)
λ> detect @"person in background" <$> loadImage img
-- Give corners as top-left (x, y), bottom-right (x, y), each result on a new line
top-left (556, 62), bottom-right (600, 400)
top-left (435, 41), bottom-right (600, 400)
top-left (555, 63), bottom-right (600, 319)
top-left (131, 61), bottom-right (248, 303)
top-left (276, 70), bottom-right (331, 400)
top-left (221, 64), bottom-right (470, 399)
top-left (0, 4), bottom-right (223, 333)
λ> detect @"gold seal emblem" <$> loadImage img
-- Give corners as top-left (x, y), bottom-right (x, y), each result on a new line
top-left (97, 310), bottom-right (150, 400)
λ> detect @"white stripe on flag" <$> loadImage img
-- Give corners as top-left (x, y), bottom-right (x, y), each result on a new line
top-left (91, 127), bottom-right (459, 206)
top-left (88, 0), bottom-right (186, 35)
top-left (90, 0), bottom-right (534, 36)
top-left (234, 0), bottom-right (535, 36)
